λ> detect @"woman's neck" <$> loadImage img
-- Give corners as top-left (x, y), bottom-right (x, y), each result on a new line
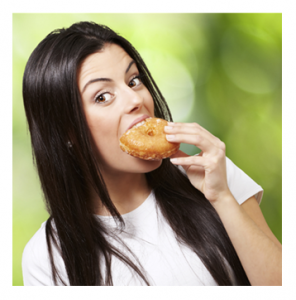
top-left (93, 171), bottom-right (151, 216)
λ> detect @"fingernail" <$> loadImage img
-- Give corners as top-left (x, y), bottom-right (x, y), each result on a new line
top-left (166, 135), bottom-right (175, 141)
top-left (167, 122), bottom-right (174, 125)
top-left (170, 158), bottom-right (178, 163)
top-left (164, 126), bottom-right (173, 131)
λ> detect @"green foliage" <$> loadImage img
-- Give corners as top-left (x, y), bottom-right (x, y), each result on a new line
top-left (13, 13), bottom-right (282, 286)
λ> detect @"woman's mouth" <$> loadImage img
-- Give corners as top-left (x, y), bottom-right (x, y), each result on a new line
top-left (127, 115), bottom-right (150, 131)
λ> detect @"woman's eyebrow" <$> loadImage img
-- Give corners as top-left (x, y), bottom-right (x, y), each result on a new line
top-left (81, 60), bottom-right (136, 94)
top-left (82, 78), bottom-right (112, 94)
top-left (125, 60), bottom-right (135, 73)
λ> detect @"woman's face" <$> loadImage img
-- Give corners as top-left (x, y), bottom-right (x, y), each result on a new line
top-left (78, 43), bottom-right (162, 174)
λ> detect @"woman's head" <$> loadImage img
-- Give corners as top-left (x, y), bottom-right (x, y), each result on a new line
top-left (78, 43), bottom-right (162, 174)
top-left (23, 22), bottom-right (171, 180)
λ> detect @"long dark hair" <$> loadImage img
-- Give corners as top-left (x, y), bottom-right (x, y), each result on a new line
top-left (23, 21), bottom-right (250, 286)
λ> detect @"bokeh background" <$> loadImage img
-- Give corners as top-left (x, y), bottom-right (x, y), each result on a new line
top-left (13, 13), bottom-right (282, 286)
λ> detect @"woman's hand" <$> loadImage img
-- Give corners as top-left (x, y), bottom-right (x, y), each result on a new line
top-left (165, 122), bottom-right (282, 285)
top-left (165, 122), bottom-right (231, 203)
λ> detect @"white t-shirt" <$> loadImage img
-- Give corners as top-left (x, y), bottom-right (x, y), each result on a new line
top-left (22, 157), bottom-right (263, 286)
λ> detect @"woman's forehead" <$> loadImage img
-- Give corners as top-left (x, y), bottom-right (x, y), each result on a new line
top-left (78, 44), bottom-right (133, 89)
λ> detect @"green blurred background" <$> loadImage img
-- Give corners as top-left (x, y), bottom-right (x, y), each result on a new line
top-left (13, 13), bottom-right (282, 286)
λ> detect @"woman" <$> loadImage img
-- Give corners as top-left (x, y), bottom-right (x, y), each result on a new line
top-left (21, 21), bottom-right (282, 286)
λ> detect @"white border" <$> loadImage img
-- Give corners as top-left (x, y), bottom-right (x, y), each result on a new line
top-left (3, 0), bottom-right (294, 297)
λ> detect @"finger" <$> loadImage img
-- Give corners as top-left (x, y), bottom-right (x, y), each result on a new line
top-left (165, 124), bottom-right (214, 147)
top-left (166, 122), bottom-right (225, 150)
top-left (166, 133), bottom-right (216, 154)
top-left (170, 152), bottom-right (204, 172)
top-left (165, 126), bottom-right (217, 149)
top-left (167, 122), bottom-right (221, 148)
top-left (165, 124), bottom-right (202, 135)
top-left (170, 155), bottom-right (205, 167)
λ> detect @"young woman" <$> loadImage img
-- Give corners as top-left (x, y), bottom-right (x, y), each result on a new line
top-left (21, 21), bottom-right (282, 286)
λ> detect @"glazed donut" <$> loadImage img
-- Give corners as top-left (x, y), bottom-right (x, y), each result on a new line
top-left (119, 117), bottom-right (180, 160)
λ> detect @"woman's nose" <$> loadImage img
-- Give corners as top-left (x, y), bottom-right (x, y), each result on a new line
top-left (123, 88), bottom-right (144, 114)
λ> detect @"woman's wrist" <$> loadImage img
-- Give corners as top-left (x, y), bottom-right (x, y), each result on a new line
top-left (210, 189), bottom-right (239, 213)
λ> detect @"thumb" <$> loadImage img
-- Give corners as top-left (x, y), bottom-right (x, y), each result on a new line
top-left (169, 150), bottom-right (191, 172)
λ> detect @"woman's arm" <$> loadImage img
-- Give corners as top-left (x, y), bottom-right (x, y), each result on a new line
top-left (165, 122), bottom-right (282, 286)
top-left (212, 194), bottom-right (282, 286)
top-left (241, 196), bottom-right (282, 249)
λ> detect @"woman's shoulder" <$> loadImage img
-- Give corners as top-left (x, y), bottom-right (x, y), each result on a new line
top-left (22, 221), bottom-right (48, 261)
top-left (22, 221), bottom-right (54, 285)
top-left (225, 156), bottom-right (263, 205)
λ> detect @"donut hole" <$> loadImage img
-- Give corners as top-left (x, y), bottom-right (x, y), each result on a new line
top-left (147, 129), bottom-right (155, 136)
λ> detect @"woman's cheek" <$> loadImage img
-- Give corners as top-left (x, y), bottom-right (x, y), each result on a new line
top-left (144, 93), bottom-right (155, 116)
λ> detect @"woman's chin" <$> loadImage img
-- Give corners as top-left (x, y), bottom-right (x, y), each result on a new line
top-left (129, 155), bottom-right (163, 173)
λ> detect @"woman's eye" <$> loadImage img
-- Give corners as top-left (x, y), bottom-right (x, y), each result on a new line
top-left (129, 77), bottom-right (141, 88)
top-left (94, 92), bottom-right (112, 104)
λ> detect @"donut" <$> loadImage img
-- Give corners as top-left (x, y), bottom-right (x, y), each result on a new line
top-left (119, 117), bottom-right (180, 160)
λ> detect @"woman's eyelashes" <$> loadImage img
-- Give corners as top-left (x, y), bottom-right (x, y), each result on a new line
top-left (128, 75), bottom-right (143, 88)
top-left (94, 91), bottom-right (114, 104)
top-left (93, 75), bottom-right (144, 104)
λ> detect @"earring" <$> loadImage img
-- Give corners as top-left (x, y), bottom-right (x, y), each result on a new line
top-left (67, 141), bottom-right (73, 148)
